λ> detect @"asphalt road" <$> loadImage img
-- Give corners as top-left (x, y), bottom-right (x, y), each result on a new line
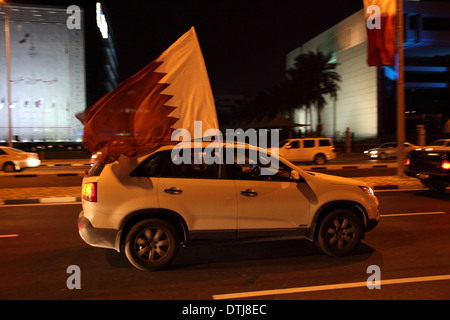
top-left (0, 189), bottom-right (449, 303)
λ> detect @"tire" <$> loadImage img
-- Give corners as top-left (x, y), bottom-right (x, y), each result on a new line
top-left (424, 181), bottom-right (448, 192)
top-left (316, 209), bottom-right (363, 257)
top-left (124, 219), bottom-right (180, 271)
top-left (379, 152), bottom-right (387, 160)
top-left (314, 154), bottom-right (326, 165)
top-left (2, 162), bottom-right (15, 172)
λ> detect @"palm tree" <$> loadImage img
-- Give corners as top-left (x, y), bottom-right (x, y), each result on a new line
top-left (287, 51), bottom-right (341, 136)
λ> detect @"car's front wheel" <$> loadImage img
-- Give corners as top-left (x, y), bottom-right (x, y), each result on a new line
top-left (317, 209), bottom-right (363, 257)
top-left (124, 219), bottom-right (180, 271)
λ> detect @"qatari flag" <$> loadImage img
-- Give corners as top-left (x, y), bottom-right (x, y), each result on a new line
top-left (364, 0), bottom-right (396, 66)
top-left (80, 27), bottom-right (219, 163)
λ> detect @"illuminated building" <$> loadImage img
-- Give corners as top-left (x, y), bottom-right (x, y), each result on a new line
top-left (286, 0), bottom-right (450, 141)
top-left (0, 1), bottom-right (118, 144)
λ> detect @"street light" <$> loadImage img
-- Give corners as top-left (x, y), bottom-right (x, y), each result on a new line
top-left (0, 0), bottom-right (12, 147)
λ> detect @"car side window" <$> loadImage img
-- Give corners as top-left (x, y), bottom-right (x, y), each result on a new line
top-left (163, 149), bottom-right (221, 179)
top-left (303, 140), bottom-right (315, 148)
top-left (130, 150), bottom-right (171, 177)
top-left (319, 139), bottom-right (330, 147)
top-left (290, 140), bottom-right (300, 148)
top-left (229, 151), bottom-right (293, 182)
top-left (0, 149), bottom-right (6, 155)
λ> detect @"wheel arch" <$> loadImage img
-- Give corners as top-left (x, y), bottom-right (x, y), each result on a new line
top-left (118, 208), bottom-right (189, 250)
top-left (2, 161), bottom-right (17, 172)
top-left (310, 201), bottom-right (368, 241)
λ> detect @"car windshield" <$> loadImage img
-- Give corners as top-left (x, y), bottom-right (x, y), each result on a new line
top-left (9, 147), bottom-right (26, 153)
top-left (430, 140), bottom-right (445, 146)
top-left (378, 143), bottom-right (394, 148)
top-left (278, 140), bottom-right (290, 148)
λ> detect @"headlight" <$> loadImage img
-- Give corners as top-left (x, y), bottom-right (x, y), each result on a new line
top-left (369, 150), bottom-right (378, 154)
top-left (359, 186), bottom-right (374, 195)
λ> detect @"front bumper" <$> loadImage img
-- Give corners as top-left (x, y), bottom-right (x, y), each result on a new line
top-left (78, 211), bottom-right (121, 251)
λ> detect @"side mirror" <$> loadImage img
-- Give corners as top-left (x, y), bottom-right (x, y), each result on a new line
top-left (285, 145), bottom-right (291, 149)
top-left (290, 170), bottom-right (300, 181)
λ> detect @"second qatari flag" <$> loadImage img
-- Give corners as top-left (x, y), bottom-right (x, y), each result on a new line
top-left (364, 0), bottom-right (396, 66)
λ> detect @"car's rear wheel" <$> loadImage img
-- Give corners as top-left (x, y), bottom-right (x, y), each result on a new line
top-left (2, 162), bottom-right (15, 172)
top-left (314, 154), bottom-right (326, 165)
top-left (317, 209), bottom-right (363, 256)
top-left (124, 219), bottom-right (180, 271)
top-left (421, 180), bottom-right (448, 192)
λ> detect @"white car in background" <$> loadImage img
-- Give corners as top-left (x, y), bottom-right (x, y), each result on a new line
top-left (277, 138), bottom-right (336, 164)
top-left (364, 142), bottom-right (417, 160)
top-left (427, 139), bottom-right (450, 150)
top-left (0, 146), bottom-right (41, 172)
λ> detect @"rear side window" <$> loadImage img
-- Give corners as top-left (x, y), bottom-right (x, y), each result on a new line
top-left (130, 151), bottom-right (170, 177)
top-left (163, 149), bottom-right (221, 179)
top-left (319, 139), bottom-right (331, 147)
top-left (303, 140), bottom-right (315, 148)
top-left (86, 161), bottom-right (106, 177)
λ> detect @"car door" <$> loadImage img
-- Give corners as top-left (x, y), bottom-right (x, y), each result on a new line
top-left (157, 149), bottom-right (237, 239)
top-left (0, 148), bottom-right (7, 168)
top-left (302, 139), bottom-right (316, 162)
top-left (280, 140), bottom-right (301, 161)
top-left (231, 152), bottom-right (310, 237)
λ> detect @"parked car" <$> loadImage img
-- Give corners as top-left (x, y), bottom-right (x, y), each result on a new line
top-left (78, 142), bottom-right (379, 271)
top-left (277, 137), bottom-right (336, 164)
top-left (363, 142), bottom-right (417, 160)
top-left (0, 146), bottom-right (41, 172)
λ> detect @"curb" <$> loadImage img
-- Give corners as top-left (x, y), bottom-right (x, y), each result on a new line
top-left (0, 196), bottom-right (81, 206)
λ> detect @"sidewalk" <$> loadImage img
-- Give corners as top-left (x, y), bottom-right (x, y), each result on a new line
top-left (0, 174), bottom-right (424, 207)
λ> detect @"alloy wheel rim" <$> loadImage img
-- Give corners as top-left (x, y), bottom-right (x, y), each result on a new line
top-left (326, 217), bottom-right (355, 249)
top-left (135, 227), bottom-right (170, 262)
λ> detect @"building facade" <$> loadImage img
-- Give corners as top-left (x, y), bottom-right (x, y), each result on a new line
top-left (286, 0), bottom-right (450, 142)
top-left (0, 1), bottom-right (118, 144)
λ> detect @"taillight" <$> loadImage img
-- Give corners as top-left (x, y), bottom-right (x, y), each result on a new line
top-left (405, 158), bottom-right (410, 166)
top-left (26, 153), bottom-right (39, 160)
top-left (441, 160), bottom-right (450, 170)
top-left (82, 182), bottom-right (97, 202)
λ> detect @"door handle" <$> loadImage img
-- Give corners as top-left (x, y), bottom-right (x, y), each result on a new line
top-left (240, 189), bottom-right (258, 197)
top-left (164, 187), bottom-right (183, 195)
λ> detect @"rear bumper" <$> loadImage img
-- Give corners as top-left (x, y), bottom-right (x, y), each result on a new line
top-left (78, 211), bottom-right (121, 251)
top-left (404, 169), bottom-right (450, 183)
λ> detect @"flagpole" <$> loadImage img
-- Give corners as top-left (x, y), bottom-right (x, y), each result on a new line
top-left (396, 0), bottom-right (405, 177)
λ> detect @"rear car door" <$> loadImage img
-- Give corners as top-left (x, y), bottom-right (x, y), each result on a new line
top-left (157, 149), bottom-right (237, 239)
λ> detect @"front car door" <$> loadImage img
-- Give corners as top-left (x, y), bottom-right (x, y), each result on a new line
top-left (231, 150), bottom-right (310, 238)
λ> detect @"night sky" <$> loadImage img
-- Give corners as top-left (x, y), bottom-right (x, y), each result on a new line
top-left (103, 0), bottom-right (364, 97)
top-left (7, 0), bottom-right (364, 97)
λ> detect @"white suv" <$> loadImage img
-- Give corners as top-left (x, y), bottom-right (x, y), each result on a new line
top-left (78, 142), bottom-right (379, 271)
top-left (278, 138), bottom-right (336, 164)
